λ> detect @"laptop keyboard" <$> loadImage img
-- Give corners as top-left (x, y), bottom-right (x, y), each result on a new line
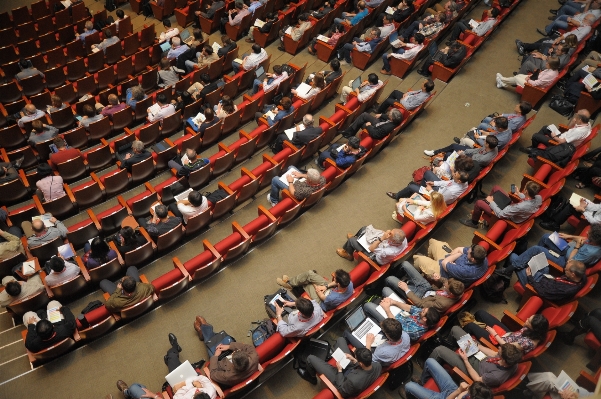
top-left (355, 320), bottom-right (375, 339)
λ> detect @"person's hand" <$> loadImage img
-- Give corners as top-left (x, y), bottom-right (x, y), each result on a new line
top-left (485, 195), bottom-right (494, 203)
top-left (458, 348), bottom-right (468, 361)
top-left (117, 282), bottom-right (123, 290)
top-left (457, 150), bottom-right (464, 155)
top-left (315, 285), bottom-right (326, 293)
top-left (365, 122), bottom-right (371, 126)
top-left (192, 380), bottom-right (202, 388)
top-left (275, 303), bottom-right (284, 316)
top-left (381, 230), bottom-right (393, 241)
top-left (286, 174), bottom-right (295, 184)
top-left (125, 153), bottom-right (132, 159)
top-left (49, 217), bottom-right (57, 224)
top-left (526, 267), bottom-right (532, 276)
top-left (593, 176), bottom-right (601, 186)
top-left (431, 272), bottom-right (441, 281)
top-left (195, 10), bottom-right (201, 15)
top-left (426, 181), bottom-right (434, 186)
top-left (336, 360), bottom-right (344, 372)
top-left (387, 53), bottom-right (392, 59)
top-left (380, 297), bottom-right (391, 309)
top-left (365, 333), bottom-right (375, 346)
top-left (485, 326), bottom-right (496, 335)
top-left (28, 316), bottom-right (37, 325)
top-left (352, 41), bottom-right (357, 45)
top-left (19, 112), bottom-right (25, 117)
top-left (459, 382), bottom-right (469, 391)
top-left (283, 300), bottom-right (295, 307)
top-left (398, 281), bottom-right (409, 291)
top-left (559, 389), bottom-right (579, 399)
top-left (217, 344), bottom-right (230, 352)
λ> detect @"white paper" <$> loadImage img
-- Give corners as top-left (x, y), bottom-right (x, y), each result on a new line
top-left (386, 6), bottom-right (395, 14)
top-left (148, 103), bottom-right (161, 117)
top-left (278, 168), bottom-right (305, 185)
top-left (468, 19), bottom-right (479, 29)
top-left (357, 234), bottom-right (372, 253)
top-left (58, 244), bottom-right (75, 259)
top-left (423, 290), bottom-right (436, 297)
top-left (212, 42), bottom-right (222, 53)
top-left (474, 351), bottom-right (487, 360)
top-left (175, 188), bottom-right (194, 202)
top-left (264, 110), bottom-right (276, 119)
top-left (317, 34), bottom-right (330, 42)
top-left (418, 186), bottom-right (433, 195)
top-left (285, 26), bottom-right (293, 35)
top-left (88, 237), bottom-right (96, 244)
top-left (233, 58), bottom-right (244, 64)
top-left (47, 307), bottom-right (63, 323)
top-left (192, 111), bottom-right (206, 126)
top-left (32, 215), bottom-right (54, 227)
top-left (528, 252), bottom-right (548, 276)
top-left (569, 192), bottom-right (586, 208)
top-left (555, 371), bottom-right (579, 395)
top-left (547, 124), bottom-right (561, 137)
top-left (390, 39), bottom-right (403, 48)
top-left (284, 124), bottom-right (304, 140)
top-left (583, 73), bottom-right (599, 90)
top-left (254, 19), bottom-right (265, 28)
top-left (375, 292), bottom-right (405, 318)
top-left (91, 47), bottom-right (101, 53)
top-left (295, 82), bottom-right (312, 97)
top-left (332, 348), bottom-right (351, 368)
top-left (61, 0), bottom-right (72, 7)
top-left (150, 202), bottom-right (160, 213)
top-left (457, 334), bottom-right (479, 356)
top-left (446, 151), bottom-right (459, 169)
top-left (22, 261), bottom-right (36, 276)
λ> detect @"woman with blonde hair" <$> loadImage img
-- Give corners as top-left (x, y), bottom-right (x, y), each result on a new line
top-left (393, 191), bottom-right (446, 224)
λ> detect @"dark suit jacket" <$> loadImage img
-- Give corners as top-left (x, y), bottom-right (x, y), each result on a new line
top-left (393, 4), bottom-right (414, 22)
top-left (25, 307), bottom-right (76, 353)
top-left (291, 126), bottom-right (323, 147)
top-left (145, 216), bottom-right (182, 239)
top-left (366, 115), bottom-right (396, 140)
top-left (199, 82), bottom-right (219, 101)
top-left (198, 116), bottom-right (221, 135)
top-left (0, 163), bottom-right (18, 184)
top-left (120, 150), bottom-right (152, 171)
top-left (218, 42), bottom-right (237, 58)
top-left (325, 69), bottom-right (342, 85)
top-left (313, 6), bottom-right (332, 19)
top-left (259, 19), bottom-right (276, 33)
top-left (441, 45), bottom-right (467, 69)
top-left (204, 0), bottom-right (225, 18)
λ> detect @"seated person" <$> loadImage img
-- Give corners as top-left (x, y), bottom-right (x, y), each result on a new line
top-left (114, 9), bottom-right (129, 34)
top-left (413, 239), bottom-right (488, 286)
top-left (456, 116), bottom-right (512, 149)
top-left (394, 191), bottom-right (447, 225)
top-left (523, 372), bottom-right (589, 399)
top-left (23, 301), bottom-right (76, 353)
top-left (78, 104), bottom-right (105, 129)
top-left (424, 135), bottom-right (499, 168)
top-left (278, 13), bottom-right (312, 51)
top-left (28, 119), bottom-right (59, 145)
top-left (496, 57), bottom-right (560, 91)
top-left (377, 79), bottom-right (435, 113)
top-left (417, 40), bottom-right (467, 76)
top-left (16, 104), bottom-right (45, 128)
top-left (520, 109), bottom-right (591, 154)
top-left (76, 21), bottom-right (97, 42)
top-left (301, 345), bottom-right (382, 397)
top-left (15, 59), bottom-right (45, 81)
top-left (519, 43), bottom-right (572, 75)
top-left (385, 261), bottom-right (465, 313)
top-left (189, 73), bottom-right (219, 102)
top-left (0, 160), bottom-right (18, 184)
top-left (232, 44), bottom-right (267, 74)
top-left (377, 0), bottom-right (414, 25)
top-left (0, 228), bottom-right (25, 262)
top-left (364, 295), bottom-right (441, 341)
top-left (310, 1), bottom-right (333, 19)
top-left (560, 307), bottom-right (601, 345)
top-left (338, 28), bottom-right (383, 66)
top-left (340, 73), bottom-right (384, 105)
top-left (340, 108), bottom-right (404, 140)
top-left (429, 328), bottom-right (523, 388)
top-left (158, 19), bottom-right (179, 43)
top-left (540, 190), bottom-right (601, 230)
top-left (267, 166), bottom-right (326, 206)
top-left (137, 204), bottom-right (182, 241)
top-left (563, 63), bottom-right (601, 106)
top-left (185, 45), bottom-right (219, 73)
top-left (0, 275), bottom-right (44, 308)
top-left (92, 28), bottom-right (119, 53)
top-left (148, 93), bottom-right (177, 122)
top-left (168, 190), bottom-right (209, 223)
top-left (308, 24), bottom-right (345, 55)
top-left (404, 364), bottom-right (493, 399)
top-left (246, 12), bottom-right (279, 43)
top-left (272, 114), bottom-right (323, 153)
top-left (276, 269), bottom-right (354, 311)
top-left (214, 95), bottom-right (237, 118)
top-left (256, 97), bottom-right (295, 127)
top-left (114, 381), bottom-right (161, 399)
top-left (168, 148), bottom-right (209, 177)
top-left (251, 64), bottom-right (289, 95)
top-left (110, 226), bottom-right (148, 255)
top-left (46, 94), bottom-right (67, 113)
top-left (82, 237), bottom-right (118, 270)
top-left (197, 0), bottom-right (225, 19)
top-left (44, 256), bottom-right (80, 286)
top-left (21, 213), bottom-right (68, 248)
top-left (459, 181), bottom-right (542, 227)
top-left (291, 73), bottom-right (325, 100)
top-left (187, 107), bottom-right (221, 136)
top-left (126, 86), bottom-right (147, 111)
top-left (316, 136), bottom-right (366, 169)
top-left (117, 140), bottom-right (152, 171)
top-left (447, 7), bottom-right (499, 43)
top-left (425, 0), bottom-right (458, 22)
top-left (390, 169), bottom-right (469, 205)
top-left (337, 225), bottom-right (407, 264)
top-left (96, 94), bottom-right (127, 116)
top-left (166, 37), bottom-right (190, 61)
top-left (157, 58), bottom-right (185, 88)
top-left (172, 91), bottom-right (195, 113)
top-left (100, 266), bottom-right (155, 313)
top-left (398, 14), bottom-right (444, 43)
top-left (334, 1), bottom-right (369, 26)
top-left (462, 309), bottom-right (549, 355)
top-left (477, 101), bottom-right (532, 132)
top-left (220, 1), bottom-right (250, 35)
top-left (275, 297), bottom-right (326, 337)
top-left (217, 35), bottom-right (237, 58)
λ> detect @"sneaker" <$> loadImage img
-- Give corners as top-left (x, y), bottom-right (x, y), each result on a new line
top-left (515, 39), bottom-right (525, 55)
top-left (519, 146), bottom-right (532, 154)
top-left (276, 277), bottom-right (292, 289)
top-left (453, 137), bottom-right (461, 144)
top-left (266, 193), bottom-right (277, 207)
top-left (496, 73), bottom-right (506, 88)
top-left (381, 69), bottom-right (392, 75)
top-left (424, 150), bottom-right (434, 156)
top-left (459, 218), bottom-right (479, 227)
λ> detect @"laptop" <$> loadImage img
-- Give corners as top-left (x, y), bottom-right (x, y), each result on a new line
top-left (388, 31), bottom-right (398, 43)
top-left (160, 41), bottom-right (172, 52)
top-left (429, 42), bottom-right (444, 62)
top-left (180, 28), bottom-right (193, 45)
top-left (255, 65), bottom-right (265, 80)
top-left (345, 306), bottom-right (382, 346)
top-left (492, 191), bottom-right (512, 210)
top-left (165, 360), bottom-right (198, 386)
top-left (351, 76), bottom-right (362, 90)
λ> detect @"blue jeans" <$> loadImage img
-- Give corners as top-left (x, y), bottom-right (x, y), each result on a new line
top-left (334, 13), bottom-right (352, 24)
top-left (232, 61), bottom-right (241, 74)
top-left (340, 43), bottom-right (355, 62)
top-left (508, 246), bottom-right (552, 287)
top-left (406, 358), bottom-right (458, 399)
top-left (200, 323), bottom-right (220, 357)
top-left (478, 116), bottom-right (493, 130)
top-left (124, 383), bottom-right (148, 399)
top-left (270, 166), bottom-right (299, 204)
top-left (252, 77), bottom-right (274, 94)
top-left (395, 261), bottom-right (433, 297)
top-left (558, 1), bottom-right (584, 16)
top-left (382, 49), bottom-right (405, 72)
top-left (545, 15), bottom-right (570, 34)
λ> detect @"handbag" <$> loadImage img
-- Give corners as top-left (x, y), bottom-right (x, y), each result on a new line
top-left (549, 95), bottom-right (574, 117)
top-left (412, 166), bottom-right (430, 183)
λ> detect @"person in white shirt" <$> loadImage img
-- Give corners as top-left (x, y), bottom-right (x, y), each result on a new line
top-left (291, 73), bottom-right (325, 100)
top-left (168, 190), bottom-right (209, 223)
top-left (378, 15), bottom-right (397, 38)
top-left (148, 94), bottom-right (176, 122)
top-left (44, 256), bottom-right (81, 287)
top-left (251, 65), bottom-right (288, 94)
top-left (114, 9), bottom-right (129, 34)
top-left (381, 33), bottom-right (425, 75)
top-left (391, 170), bottom-right (469, 205)
top-left (521, 109), bottom-right (591, 153)
top-left (340, 73), bottom-right (383, 104)
top-left (159, 19), bottom-right (180, 43)
top-left (232, 44), bottom-right (267, 74)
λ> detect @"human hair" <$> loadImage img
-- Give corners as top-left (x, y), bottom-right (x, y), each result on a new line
top-left (203, 44), bottom-right (213, 55)
top-left (471, 244), bottom-right (487, 263)
top-left (313, 73), bottom-right (326, 89)
top-left (171, 37), bottom-right (181, 47)
top-left (119, 226), bottom-right (137, 245)
top-left (252, 44), bottom-right (261, 54)
top-left (235, 1), bottom-right (244, 9)
top-left (85, 21), bottom-right (94, 31)
top-left (490, 7), bottom-right (500, 17)
top-left (181, 90), bottom-right (193, 107)
top-left (5, 281), bottom-right (21, 296)
top-left (485, 135), bottom-right (498, 149)
top-left (299, 13), bottom-right (308, 21)
top-left (447, 278), bottom-right (464, 296)
top-left (220, 95), bottom-right (235, 114)
top-left (381, 318), bottom-right (403, 341)
top-left (457, 171), bottom-right (469, 183)
top-left (193, 28), bottom-right (203, 40)
top-left (355, 348), bottom-right (372, 366)
top-left (273, 65), bottom-right (282, 75)
top-left (25, 104), bottom-right (37, 115)
top-left (524, 181), bottom-right (540, 198)
top-left (468, 382), bottom-right (493, 399)
top-left (567, 260), bottom-right (586, 279)
top-left (116, 9), bottom-right (125, 18)
top-left (83, 104), bottom-right (95, 117)
top-left (414, 32), bottom-right (425, 44)
top-left (547, 56), bottom-right (560, 70)
top-left (188, 191), bottom-right (203, 207)
top-left (390, 229), bottom-right (406, 244)
top-left (51, 95), bottom-right (63, 108)
top-left (108, 94), bottom-right (119, 105)
top-left (48, 256), bottom-right (66, 273)
top-left (576, 109), bottom-right (591, 124)
top-left (131, 86), bottom-right (145, 101)
top-left (200, 73), bottom-right (211, 84)
top-left (455, 155), bottom-right (474, 173)
top-left (160, 58), bottom-right (171, 70)
top-left (424, 79), bottom-right (435, 92)
top-left (31, 119), bottom-right (44, 133)
top-left (103, 28), bottom-right (113, 38)
top-left (499, 343), bottom-right (522, 366)
top-left (185, 148), bottom-right (197, 161)
top-left (367, 73), bottom-right (379, 85)
top-left (36, 319), bottom-right (54, 340)
top-left (204, 107), bottom-right (214, 121)
top-left (302, 114), bottom-right (314, 127)
top-left (357, 1), bottom-right (366, 9)
top-left (32, 218), bottom-right (46, 233)
top-left (155, 204), bottom-right (168, 219)
top-left (347, 136), bottom-right (360, 149)
top-left (192, 393), bottom-right (210, 399)
top-left (589, 224), bottom-right (601, 244)
top-left (121, 276), bottom-right (137, 293)
top-left (132, 140), bottom-right (144, 152)
top-left (157, 93), bottom-right (167, 104)
top-left (266, 12), bottom-right (275, 19)
top-left (20, 59), bottom-right (30, 69)
top-left (390, 109), bottom-right (403, 124)
top-left (563, 34), bottom-right (577, 48)
top-left (281, 97), bottom-right (292, 110)
top-left (429, 191), bottom-right (447, 218)
top-left (53, 136), bottom-right (67, 149)
top-left (518, 101), bottom-right (532, 115)
top-left (523, 314), bottom-right (549, 342)
top-left (295, 297), bottom-right (314, 318)
top-left (162, 18), bottom-right (171, 27)
top-left (90, 237), bottom-right (110, 263)
top-left (221, 35), bottom-right (233, 46)
top-left (334, 269), bottom-right (351, 288)
top-left (494, 116), bottom-right (508, 129)
top-left (231, 350), bottom-right (250, 371)
top-left (306, 168), bottom-right (321, 184)
top-left (424, 308), bottom-right (440, 327)
top-left (370, 27), bottom-right (380, 38)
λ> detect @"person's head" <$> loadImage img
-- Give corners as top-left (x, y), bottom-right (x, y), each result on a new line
top-left (468, 382), bottom-right (493, 399)
top-left (313, 72), bottom-right (326, 89)
top-left (299, 13), bottom-right (308, 21)
top-left (157, 93), bottom-right (167, 105)
top-left (54, 136), bottom-right (67, 149)
top-left (221, 95), bottom-right (235, 113)
top-left (162, 18), bottom-right (171, 28)
top-left (37, 162), bottom-right (55, 177)
top-left (188, 190), bottom-right (204, 207)
top-left (347, 136), bottom-right (360, 150)
top-left (266, 12), bottom-right (275, 20)
top-left (430, 191), bottom-right (447, 218)
top-left (306, 168), bottom-right (322, 184)
top-left (468, 244), bottom-right (487, 264)
top-left (185, 148), bottom-right (198, 162)
top-left (107, 94), bottom-right (119, 106)
top-left (446, 278), bottom-right (465, 296)
top-left (381, 318), bottom-right (403, 341)
top-left (382, 14), bottom-right (390, 24)
top-left (202, 45), bottom-right (214, 56)
top-left (181, 90), bottom-right (193, 106)
top-left (494, 116), bottom-right (508, 130)
top-left (295, 297), bottom-right (314, 318)
top-left (547, 56), bottom-right (560, 71)
top-left (82, 104), bottom-right (96, 118)
top-left (131, 140), bottom-right (144, 154)
top-left (456, 170), bottom-right (469, 183)
top-left (204, 107), bottom-right (214, 121)
top-left (367, 73), bottom-right (379, 85)
top-left (160, 57), bottom-right (171, 70)
top-left (221, 35), bottom-right (233, 46)
top-left (272, 65), bottom-right (282, 76)
top-left (387, 108), bottom-right (403, 125)
top-left (413, 32), bottom-right (425, 44)
top-left (523, 314), bottom-right (549, 341)
top-left (85, 21), bottom-right (94, 31)
top-left (389, 229), bottom-right (406, 244)
top-left (171, 37), bottom-right (181, 47)
top-left (589, 224), bottom-right (601, 245)
top-left (116, 9), bottom-right (125, 19)
top-left (90, 237), bottom-right (110, 260)
top-left (485, 134), bottom-right (498, 150)
top-left (355, 347), bottom-right (372, 367)
top-left (36, 319), bottom-right (55, 340)
top-left (302, 114), bottom-right (314, 127)
top-left (330, 58), bottom-right (341, 72)
top-left (454, 154), bottom-right (474, 173)
top-left (252, 44), bottom-right (262, 54)
top-left (121, 276), bottom-right (137, 294)
top-left (25, 104), bottom-right (37, 115)
top-left (193, 28), bottom-right (203, 41)
top-left (192, 393), bottom-right (211, 399)
top-left (566, 260), bottom-right (586, 282)
top-left (103, 28), bottom-right (113, 39)
top-left (423, 79), bottom-right (435, 92)
top-left (499, 343), bottom-right (522, 367)
top-left (281, 97), bottom-right (292, 111)
top-left (564, 34), bottom-right (578, 48)
top-left (421, 307), bottom-right (441, 327)
top-left (131, 85), bottom-right (145, 101)
top-left (575, 109), bottom-right (591, 124)
top-left (357, 1), bottom-right (366, 9)
top-left (517, 101), bottom-right (532, 115)
top-left (32, 217), bottom-right (47, 233)
top-left (489, 7), bottom-right (500, 18)
top-left (200, 73), bottom-right (211, 84)
top-left (51, 95), bottom-right (62, 109)
top-left (20, 59), bottom-right (30, 69)
top-left (235, 1), bottom-right (244, 9)
top-left (48, 256), bottom-right (66, 273)
top-left (5, 281), bottom-right (21, 297)
top-left (584, 13), bottom-right (596, 25)
top-left (445, 1), bottom-right (457, 11)
top-left (155, 204), bottom-right (168, 219)
top-left (119, 226), bottom-right (137, 245)
top-left (31, 119), bottom-right (44, 133)
top-left (333, 269), bottom-right (351, 288)
top-left (231, 350), bottom-right (250, 371)
top-left (370, 27), bottom-right (381, 38)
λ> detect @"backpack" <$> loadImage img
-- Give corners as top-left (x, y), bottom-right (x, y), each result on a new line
top-left (549, 95), bottom-right (575, 117)
top-left (541, 194), bottom-right (567, 222)
top-left (264, 288), bottom-right (295, 318)
top-left (412, 165), bottom-right (431, 183)
top-left (292, 338), bottom-right (331, 370)
top-left (479, 271), bottom-right (511, 303)
top-left (250, 319), bottom-right (276, 347)
top-left (105, 0), bottom-right (116, 11)
top-left (529, 142), bottom-right (575, 167)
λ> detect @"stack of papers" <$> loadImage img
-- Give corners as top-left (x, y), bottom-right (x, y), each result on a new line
top-left (554, 371), bottom-right (580, 395)
top-left (569, 192), bottom-right (587, 208)
top-left (285, 26), bottom-right (293, 35)
top-left (278, 168), bottom-right (305, 185)
top-left (233, 58), bottom-right (244, 64)
top-left (264, 110), bottom-right (276, 119)
top-left (316, 35), bottom-right (329, 42)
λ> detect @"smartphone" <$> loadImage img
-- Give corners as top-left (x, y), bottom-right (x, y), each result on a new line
top-left (548, 249), bottom-right (560, 258)
top-left (442, 245), bottom-right (452, 253)
top-left (510, 184), bottom-right (516, 194)
top-left (275, 299), bottom-right (285, 307)
top-left (49, 144), bottom-right (58, 153)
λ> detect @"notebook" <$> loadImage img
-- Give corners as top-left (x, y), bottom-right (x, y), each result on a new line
top-left (549, 231), bottom-right (569, 252)
top-left (278, 168), bottom-right (305, 185)
top-left (492, 191), bottom-right (512, 210)
top-left (254, 19), bottom-right (265, 28)
top-left (345, 306), bottom-right (384, 347)
top-left (284, 124), bottom-right (304, 140)
top-left (569, 192), bottom-right (586, 208)
top-left (212, 42), bottom-right (222, 53)
top-left (148, 103), bottom-right (161, 117)
top-left (316, 34), bottom-right (329, 42)
top-left (160, 41), bottom-right (172, 52)
top-left (295, 82), bottom-right (313, 97)
top-left (357, 234), bottom-right (372, 253)
top-left (165, 361), bottom-right (198, 386)
top-left (351, 76), bottom-right (362, 90)
top-left (22, 260), bottom-right (36, 276)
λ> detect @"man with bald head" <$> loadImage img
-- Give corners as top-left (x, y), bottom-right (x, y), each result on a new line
top-left (167, 148), bottom-right (209, 177)
top-left (17, 104), bottom-right (45, 128)
top-left (521, 109), bottom-right (591, 153)
top-left (21, 213), bottom-right (68, 248)
top-left (337, 225), bottom-right (407, 265)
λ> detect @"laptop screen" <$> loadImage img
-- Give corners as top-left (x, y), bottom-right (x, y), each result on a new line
top-left (160, 41), bottom-right (171, 52)
top-left (351, 76), bottom-right (362, 90)
top-left (345, 306), bottom-right (366, 331)
top-left (180, 29), bottom-right (191, 41)
top-left (388, 31), bottom-right (398, 43)
top-left (255, 66), bottom-right (265, 78)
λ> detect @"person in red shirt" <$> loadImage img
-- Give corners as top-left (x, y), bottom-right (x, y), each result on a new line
top-left (97, 94), bottom-right (127, 117)
top-left (48, 137), bottom-right (82, 170)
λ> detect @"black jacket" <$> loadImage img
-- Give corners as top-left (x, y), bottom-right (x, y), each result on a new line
top-left (393, 4), bottom-right (414, 22)
top-left (366, 114), bottom-right (396, 140)
top-left (313, 6), bottom-right (332, 19)
top-left (291, 126), bottom-right (323, 147)
top-left (441, 45), bottom-right (467, 69)
top-left (25, 307), bottom-right (76, 353)
top-left (120, 150), bottom-right (152, 171)
top-left (199, 82), bottom-right (219, 101)
top-left (203, 0), bottom-right (225, 19)
top-left (218, 42), bottom-right (238, 58)
top-left (325, 69), bottom-right (342, 85)
top-left (259, 19), bottom-right (276, 33)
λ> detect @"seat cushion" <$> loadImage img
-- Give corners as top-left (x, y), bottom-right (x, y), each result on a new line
top-left (243, 215), bottom-right (270, 236)
top-left (151, 268), bottom-right (183, 291)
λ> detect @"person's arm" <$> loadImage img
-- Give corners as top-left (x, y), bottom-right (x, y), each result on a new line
top-left (446, 382), bottom-right (470, 399)
top-left (172, 381), bottom-right (186, 392)
top-left (458, 349), bottom-right (483, 382)
top-left (53, 218), bottom-right (69, 238)
top-left (440, 252), bottom-right (462, 271)
top-left (568, 237), bottom-right (586, 261)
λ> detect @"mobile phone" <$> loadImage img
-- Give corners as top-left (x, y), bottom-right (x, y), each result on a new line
top-left (49, 144), bottom-right (58, 153)
top-left (275, 299), bottom-right (285, 307)
top-left (442, 245), bottom-right (452, 253)
top-left (510, 184), bottom-right (516, 194)
top-left (548, 250), bottom-right (560, 258)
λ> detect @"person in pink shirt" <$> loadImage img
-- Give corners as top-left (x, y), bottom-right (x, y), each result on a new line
top-left (496, 56), bottom-right (560, 90)
top-left (97, 94), bottom-right (128, 117)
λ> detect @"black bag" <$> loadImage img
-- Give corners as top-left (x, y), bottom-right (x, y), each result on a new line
top-left (250, 319), bottom-right (276, 347)
top-left (264, 288), bottom-right (295, 318)
top-left (499, 0), bottom-right (511, 7)
top-left (541, 194), bottom-right (567, 222)
top-left (479, 271), bottom-right (511, 303)
top-left (529, 142), bottom-right (575, 167)
top-left (81, 300), bottom-right (103, 314)
top-left (105, 0), bottom-right (116, 11)
top-left (205, 330), bottom-right (236, 359)
top-left (292, 338), bottom-right (331, 370)
top-left (549, 95), bottom-right (575, 117)
top-left (205, 188), bottom-right (229, 204)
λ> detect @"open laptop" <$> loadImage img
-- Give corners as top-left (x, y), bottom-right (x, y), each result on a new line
top-left (428, 41), bottom-right (444, 63)
top-left (160, 41), bottom-right (172, 52)
top-left (165, 360), bottom-right (198, 386)
top-left (180, 28), bottom-right (193, 45)
top-left (492, 191), bottom-right (512, 210)
top-left (351, 76), bottom-right (362, 90)
top-left (345, 306), bottom-right (381, 346)
top-left (255, 65), bottom-right (265, 80)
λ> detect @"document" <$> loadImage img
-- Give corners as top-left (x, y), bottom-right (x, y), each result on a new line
top-left (549, 231), bottom-right (569, 251)
top-left (331, 348), bottom-right (351, 369)
top-left (47, 307), bottom-right (63, 323)
top-left (357, 234), bottom-right (372, 253)
top-left (390, 39), bottom-right (404, 48)
top-left (278, 168), bottom-right (305, 185)
top-left (58, 244), bottom-right (75, 259)
top-left (211, 42), bottom-right (222, 53)
top-left (284, 124), bottom-right (304, 140)
top-left (583, 73), bottom-right (600, 90)
top-left (569, 192), bottom-right (586, 208)
top-left (528, 252), bottom-right (548, 276)
top-left (375, 292), bottom-right (405, 318)
top-left (32, 215), bottom-right (54, 228)
top-left (234, 58), bottom-right (244, 64)
top-left (264, 110), bottom-right (276, 119)
top-left (285, 26), bottom-right (293, 35)
top-left (22, 261), bottom-right (36, 276)
top-left (254, 19), bottom-right (265, 28)
top-left (457, 334), bottom-right (479, 356)
top-left (547, 124), bottom-right (561, 137)
top-left (555, 371), bottom-right (580, 395)
top-left (316, 35), bottom-right (330, 42)
top-left (386, 6), bottom-right (395, 14)
top-left (191, 111), bottom-right (206, 126)
top-left (148, 103), bottom-right (161, 117)
top-left (174, 188), bottom-right (194, 202)
top-left (446, 151), bottom-right (459, 169)
top-left (295, 82), bottom-right (312, 97)
top-left (468, 19), bottom-right (479, 29)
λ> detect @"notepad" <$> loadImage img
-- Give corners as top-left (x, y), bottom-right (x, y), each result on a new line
top-left (58, 244), bottom-right (75, 259)
top-left (331, 348), bottom-right (351, 369)
top-left (317, 35), bottom-right (329, 42)
top-left (284, 124), bottom-right (304, 140)
top-left (386, 6), bottom-right (395, 14)
top-left (374, 292), bottom-right (405, 318)
top-left (549, 231), bottom-right (569, 252)
top-left (264, 110), bottom-right (276, 119)
top-left (390, 38), bottom-right (404, 48)
top-left (468, 19), bottom-right (479, 29)
top-left (554, 371), bottom-right (580, 394)
top-left (569, 192), bottom-right (586, 208)
top-left (295, 82), bottom-right (312, 97)
top-left (547, 124), bottom-right (561, 137)
top-left (212, 42), bottom-right (222, 53)
top-left (32, 215), bottom-right (54, 227)
top-left (191, 111), bottom-right (206, 126)
top-left (254, 19), bottom-right (265, 28)
top-left (528, 252), bottom-right (548, 276)
top-left (22, 260), bottom-right (36, 276)
top-left (234, 58), bottom-right (244, 64)
top-left (278, 168), bottom-right (305, 185)
top-left (285, 26), bottom-right (293, 35)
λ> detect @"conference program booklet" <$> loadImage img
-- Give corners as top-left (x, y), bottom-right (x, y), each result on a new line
top-left (375, 292), bottom-right (405, 318)
top-left (527, 252), bottom-right (548, 276)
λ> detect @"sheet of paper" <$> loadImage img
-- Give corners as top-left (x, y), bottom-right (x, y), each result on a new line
top-left (583, 73), bottom-right (599, 90)
top-left (295, 82), bottom-right (312, 97)
top-left (285, 26), bottom-right (292, 35)
top-left (32, 215), bottom-right (54, 228)
top-left (47, 307), bottom-right (63, 323)
top-left (234, 58), bottom-right (244, 64)
top-left (278, 168), bottom-right (305, 185)
top-left (331, 347), bottom-right (351, 368)
top-left (174, 188), bottom-right (194, 202)
top-left (474, 351), bottom-right (487, 361)
top-left (418, 186), bottom-right (432, 195)
top-left (468, 19), bottom-right (479, 29)
top-left (22, 260), bottom-right (36, 276)
top-left (61, 0), bottom-right (72, 7)
top-left (547, 124), bottom-right (561, 137)
top-left (528, 252), bottom-right (548, 276)
top-left (457, 334), bottom-right (479, 357)
top-left (390, 39), bottom-right (403, 48)
top-left (446, 151), bottom-right (459, 169)
top-left (284, 124), bottom-right (305, 140)
top-left (181, 153), bottom-right (189, 165)
top-left (317, 34), bottom-right (329, 42)
top-left (569, 192), bottom-right (586, 208)
top-left (254, 19), bottom-right (265, 27)
top-left (386, 6), bottom-right (395, 14)
top-left (375, 292), bottom-right (405, 318)
top-left (212, 42), bottom-right (222, 53)
top-left (148, 103), bottom-right (161, 116)
top-left (91, 46), bottom-right (100, 53)
top-left (88, 237), bottom-right (96, 244)
top-left (264, 110), bottom-right (276, 120)
top-left (58, 244), bottom-right (75, 259)
top-left (555, 371), bottom-right (579, 395)
top-left (192, 111), bottom-right (206, 126)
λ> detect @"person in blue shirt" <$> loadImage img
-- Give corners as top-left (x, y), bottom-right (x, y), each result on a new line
top-left (316, 136), bottom-right (365, 169)
top-left (342, 318), bottom-right (411, 366)
top-left (255, 96), bottom-right (295, 126)
top-left (77, 21), bottom-right (97, 42)
top-left (126, 86), bottom-right (147, 111)
top-left (334, 1), bottom-right (369, 25)
top-left (276, 269), bottom-right (354, 311)
top-left (338, 28), bottom-right (382, 65)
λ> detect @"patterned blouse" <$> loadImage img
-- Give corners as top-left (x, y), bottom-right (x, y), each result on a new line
top-left (502, 327), bottom-right (536, 353)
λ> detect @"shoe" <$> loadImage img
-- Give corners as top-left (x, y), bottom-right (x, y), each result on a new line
top-left (194, 316), bottom-right (206, 340)
top-left (168, 333), bottom-right (181, 352)
top-left (191, 359), bottom-right (206, 369)
top-left (277, 46), bottom-right (285, 51)
top-left (381, 69), bottom-right (392, 75)
top-left (164, 354), bottom-right (169, 365)
top-left (459, 218), bottom-right (479, 227)
top-left (398, 385), bottom-right (407, 399)
top-left (245, 38), bottom-right (254, 43)
top-left (12, 156), bottom-right (25, 169)
top-left (347, 232), bottom-right (354, 239)
top-left (515, 39), bottom-right (525, 55)
top-left (539, 221), bottom-right (560, 231)
top-left (537, 28), bottom-right (549, 36)
top-left (340, 60), bottom-right (349, 65)
top-left (548, 15), bottom-right (557, 20)
top-left (266, 193), bottom-right (277, 207)
top-left (549, 8), bottom-right (558, 14)
top-left (417, 69), bottom-right (429, 76)
top-left (297, 367), bottom-right (318, 384)
top-left (513, 71), bottom-right (518, 76)
top-left (276, 277), bottom-right (292, 290)
top-left (522, 389), bottom-right (535, 399)
top-left (116, 380), bottom-right (129, 393)
top-left (411, 376), bottom-right (421, 384)
top-left (308, 48), bottom-right (315, 55)
top-left (453, 137), bottom-right (460, 144)
top-left (386, 191), bottom-right (397, 199)
top-left (424, 149), bottom-right (435, 156)
top-left (336, 248), bottom-right (354, 261)
top-left (519, 146), bottom-right (532, 154)
top-left (392, 211), bottom-right (402, 223)
top-left (496, 72), bottom-right (506, 88)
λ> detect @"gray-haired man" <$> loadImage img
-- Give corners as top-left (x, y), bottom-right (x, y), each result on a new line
top-left (340, 108), bottom-right (404, 139)
top-left (272, 114), bottom-right (323, 153)
top-left (337, 225), bottom-right (408, 265)
top-left (268, 167), bottom-right (326, 206)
